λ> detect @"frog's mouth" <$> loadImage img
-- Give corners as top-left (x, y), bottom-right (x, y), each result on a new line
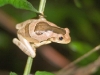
top-left (34, 22), bottom-right (66, 35)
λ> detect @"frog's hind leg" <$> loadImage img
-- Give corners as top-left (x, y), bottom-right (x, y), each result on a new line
top-left (13, 34), bottom-right (36, 58)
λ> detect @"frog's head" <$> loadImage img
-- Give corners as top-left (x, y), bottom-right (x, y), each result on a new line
top-left (50, 28), bottom-right (71, 44)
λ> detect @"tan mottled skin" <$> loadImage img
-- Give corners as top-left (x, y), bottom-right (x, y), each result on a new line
top-left (13, 17), bottom-right (71, 58)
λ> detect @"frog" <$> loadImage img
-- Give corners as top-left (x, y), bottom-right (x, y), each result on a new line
top-left (13, 16), bottom-right (71, 58)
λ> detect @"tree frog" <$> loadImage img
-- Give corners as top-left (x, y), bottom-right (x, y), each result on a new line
top-left (13, 16), bottom-right (71, 58)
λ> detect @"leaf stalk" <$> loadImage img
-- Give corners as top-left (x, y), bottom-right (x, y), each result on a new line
top-left (23, 57), bottom-right (33, 75)
top-left (39, 0), bottom-right (46, 15)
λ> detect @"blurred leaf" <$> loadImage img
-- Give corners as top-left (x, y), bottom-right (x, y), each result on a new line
top-left (35, 71), bottom-right (55, 75)
top-left (83, 0), bottom-right (95, 7)
top-left (9, 72), bottom-right (18, 75)
top-left (69, 41), bottom-right (99, 65)
top-left (0, 32), bottom-right (12, 50)
top-left (74, 0), bottom-right (82, 8)
top-left (69, 41), bottom-right (93, 53)
top-left (0, 0), bottom-right (39, 13)
top-left (68, 7), bottom-right (99, 43)
top-left (88, 9), bottom-right (100, 25)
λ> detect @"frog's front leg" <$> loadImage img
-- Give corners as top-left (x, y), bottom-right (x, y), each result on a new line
top-left (32, 40), bottom-right (51, 48)
top-left (13, 34), bottom-right (36, 58)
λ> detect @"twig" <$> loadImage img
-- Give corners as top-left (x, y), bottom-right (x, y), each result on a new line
top-left (23, 0), bottom-right (47, 75)
top-left (74, 56), bottom-right (100, 75)
top-left (23, 57), bottom-right (33, 75)
top-left (66, 45), bottom-right (100, 69)
top-left (38, 0), bottom-right (46, 15)
top-left (55, 45), bottom-right (100, 75)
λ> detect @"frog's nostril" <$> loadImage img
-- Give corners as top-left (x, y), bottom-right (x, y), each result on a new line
top-left (59, 37), bottom-right (63, 40)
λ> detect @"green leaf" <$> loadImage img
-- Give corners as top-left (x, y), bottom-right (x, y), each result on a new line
top-left (0, 0), bottom-right (39, 13)
top-left (0, 32), bottom-right (12, 50)
top-left (69, 41), bottom-right (99, 65)
top-left (35, 71), bottom-right (55, 75)
top-left (69, 41), bottom-right (93, 54)
top-left (74, 0), bottom-right (82, 8)
top-left (9, 72), bottom-right (18, 75)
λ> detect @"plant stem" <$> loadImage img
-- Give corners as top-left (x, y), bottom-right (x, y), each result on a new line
top-left (23, 1), bottom-right (47, 75)
top-left (23, 57), bottom-right (33, 75)
top-left (39, 0), bottom-right (46, 15)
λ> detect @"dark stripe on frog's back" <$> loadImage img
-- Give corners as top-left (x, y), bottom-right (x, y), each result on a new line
top-left (25, 23), bottom-right (30, 37)
top-left (34, 22), bottom-right (66, 35)
top-left (25, 23), bottom-right (39, 43)
top-left (17, 23), bottom-right (30, 37)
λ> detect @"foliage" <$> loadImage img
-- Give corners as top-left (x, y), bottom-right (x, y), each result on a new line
top-left (9, 71), bottom-right (55, 75)
top-left (0, 0), bottom-right (39, 13)
top-left (74, 0), bottom-right (82, 8)
top-left (69, 41), bottom-right (99, 65)
top-left (35, 71), bottom-right (55, 75)
top-left (9, 72), bottom-right (18, 75)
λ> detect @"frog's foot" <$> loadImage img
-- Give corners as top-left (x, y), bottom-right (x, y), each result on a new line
top-left (13, 38), bottom-right (36, 58)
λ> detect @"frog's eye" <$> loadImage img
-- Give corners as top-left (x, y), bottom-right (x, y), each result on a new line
top-left (59, 37), bottom-right (63, 40)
